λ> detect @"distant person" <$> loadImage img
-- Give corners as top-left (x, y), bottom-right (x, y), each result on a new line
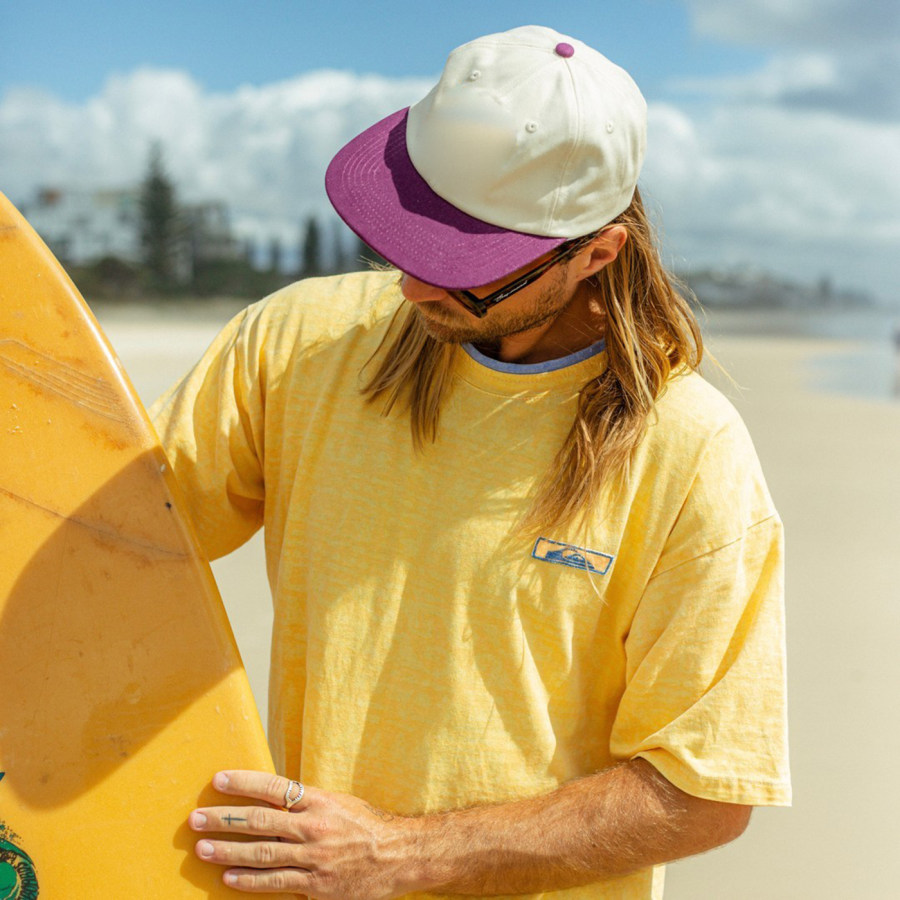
top-left (153, 26), bottom-right (790, 899)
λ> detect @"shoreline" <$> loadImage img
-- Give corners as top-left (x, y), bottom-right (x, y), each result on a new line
top-left (93, 298), bottom-right (900, 408)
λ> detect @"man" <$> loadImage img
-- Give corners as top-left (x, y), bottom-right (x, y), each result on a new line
top-left (153, 25), bottom-right (790, 899)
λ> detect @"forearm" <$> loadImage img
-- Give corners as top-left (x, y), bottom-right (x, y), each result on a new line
top-left (401, 759), bottom-right (750, 896)
top-left (190, 766), bottom-right (751, 899)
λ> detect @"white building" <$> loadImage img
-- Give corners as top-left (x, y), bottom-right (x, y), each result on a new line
top-left (23, 187), bottom-right (143, 265)
top-left (21, 187), bottom-right (243, 284)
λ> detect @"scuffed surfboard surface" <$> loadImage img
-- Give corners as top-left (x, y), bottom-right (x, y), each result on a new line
top-left (0, 191), bottom-right (289, 898)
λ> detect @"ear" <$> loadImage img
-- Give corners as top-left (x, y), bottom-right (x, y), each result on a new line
top-left (573, 226), bottom-right (628, 282)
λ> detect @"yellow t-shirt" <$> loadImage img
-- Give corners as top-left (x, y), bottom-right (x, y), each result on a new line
top-left (152, 271), bottom-right (790, 899)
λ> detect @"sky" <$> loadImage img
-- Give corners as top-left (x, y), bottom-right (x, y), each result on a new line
top-left (1, 0), bottom-right (898, 301)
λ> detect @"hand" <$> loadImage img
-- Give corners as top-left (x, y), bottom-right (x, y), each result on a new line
top-left (189, 770), bottom-right (417, 898)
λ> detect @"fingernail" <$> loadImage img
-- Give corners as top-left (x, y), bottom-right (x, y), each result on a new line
top-left (190, 812), bottom-right (207, 829)
top-left (198, 840), bottom-right (215, 858)
top-left (213, 772), bottom-right (230, 790)
top-left (224, 873), bottom-right (238, 886)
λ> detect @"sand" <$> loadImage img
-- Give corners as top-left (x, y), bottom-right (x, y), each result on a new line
top-left (96, 302), bottom-right (900, 899)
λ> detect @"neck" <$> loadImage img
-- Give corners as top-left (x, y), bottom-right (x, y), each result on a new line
top-left (476, 284), bottom-right (605, 365)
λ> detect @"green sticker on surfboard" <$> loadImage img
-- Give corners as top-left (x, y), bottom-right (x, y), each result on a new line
top-left (0, 837), bottom-right (38, 900)
top-left (0, 777), bottom-right (38, 900)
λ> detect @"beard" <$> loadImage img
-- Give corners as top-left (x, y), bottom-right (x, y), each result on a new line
top-left (411, 268), bottom-right (571, 347)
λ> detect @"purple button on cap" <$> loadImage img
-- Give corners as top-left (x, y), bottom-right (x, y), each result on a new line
top-left (555, 42), bottom-right (575, 58)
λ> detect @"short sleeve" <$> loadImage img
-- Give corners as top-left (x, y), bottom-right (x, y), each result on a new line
top-left (150, 306), bottom-right (266, 560)
top-left (610, 416), bottom-right (791, 807)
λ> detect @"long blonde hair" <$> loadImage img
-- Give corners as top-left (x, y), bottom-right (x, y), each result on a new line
top-left (361, 188), bottom-right (704, 533)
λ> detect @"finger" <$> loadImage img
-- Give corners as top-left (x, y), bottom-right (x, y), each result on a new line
top-left (222, 867), bottom-right (312, 894)
top-left (195, 838), bottom-right (305, 870)
top-left (211, 771), bottom-right (313, 812)
top-left (189, 806), bottom-right (298, 840)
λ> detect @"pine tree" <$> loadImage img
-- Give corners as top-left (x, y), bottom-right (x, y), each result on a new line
top-left (331, 219), bottom-right (347, 273)
top-left (300, 215), bottom-right (322, 277)
top-left (139, 142), bottom-right (178, 291)
top-left (242, 237), bottom-right (256, 267)
top-left (269, 235), bottom-right (283, 273)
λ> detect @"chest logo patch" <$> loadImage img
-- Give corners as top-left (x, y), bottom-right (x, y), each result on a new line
top-left (532, 538), bottom-right (614, 575)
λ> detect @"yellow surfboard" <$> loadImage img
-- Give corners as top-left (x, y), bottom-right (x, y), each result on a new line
top-left (0, 192), bottom-right (288, 898)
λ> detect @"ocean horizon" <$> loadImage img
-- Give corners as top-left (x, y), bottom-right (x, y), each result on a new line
top-left (702, 306), bottom-right (900, 404)
top-left (94, 299), bottom-right (900, 407)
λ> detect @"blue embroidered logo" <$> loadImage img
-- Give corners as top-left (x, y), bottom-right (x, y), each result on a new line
top-left (532, 538), bottom-right (614, 574)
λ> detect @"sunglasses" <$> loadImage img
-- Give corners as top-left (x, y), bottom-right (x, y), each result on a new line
top-left (448, 231), bottom-right (601, 318)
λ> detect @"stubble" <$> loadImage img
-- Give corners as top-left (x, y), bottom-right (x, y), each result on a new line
top-left (412, 267), bottom-right (571, 347)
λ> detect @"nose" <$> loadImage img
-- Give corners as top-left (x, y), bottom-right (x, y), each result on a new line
top-left (400, 274), bottom-right (449, 304)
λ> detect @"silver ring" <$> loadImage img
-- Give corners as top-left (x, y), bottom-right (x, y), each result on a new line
top-left (283, 780), bottom-right (304, 809)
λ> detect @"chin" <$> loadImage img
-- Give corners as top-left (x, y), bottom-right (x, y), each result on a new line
top-left (419, 321), bottom-right (475, 344)
top-left (414, 307), bottom-right (480, 344)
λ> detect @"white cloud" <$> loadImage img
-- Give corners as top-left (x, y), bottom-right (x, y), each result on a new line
top-left (644, 98), bottom-right (900, 296)
top-left (683, 0), bottom-right (900, 122)
top-left (644, 0), bottom-right (900, 298)
top-left (675, 49), bottom-right (900, 122)
top-left (1, 58), bottom-right (897, 300)
top-left (0, 67), bottom-right (432, 247)
top-left (685, 0), bottom-right (899, 49)
top-left (649, 103), bottom-right (900, 237)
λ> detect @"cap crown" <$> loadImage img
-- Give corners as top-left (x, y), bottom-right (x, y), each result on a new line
top-left (406, 25), bottom-right (647, 238)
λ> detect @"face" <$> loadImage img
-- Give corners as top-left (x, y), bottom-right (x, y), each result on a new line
top-left (400, 255), bottom-right (577, 346)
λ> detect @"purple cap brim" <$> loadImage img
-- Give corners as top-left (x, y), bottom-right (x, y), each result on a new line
top-left (325, 108), bottom-right (566, 290)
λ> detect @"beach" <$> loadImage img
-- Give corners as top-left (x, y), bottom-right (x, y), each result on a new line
top-left (97, 300), bottom-right (900, 899)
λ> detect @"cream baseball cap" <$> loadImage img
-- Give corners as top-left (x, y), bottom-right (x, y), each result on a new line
top-left (326, 25), bottom-right (647, 289)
